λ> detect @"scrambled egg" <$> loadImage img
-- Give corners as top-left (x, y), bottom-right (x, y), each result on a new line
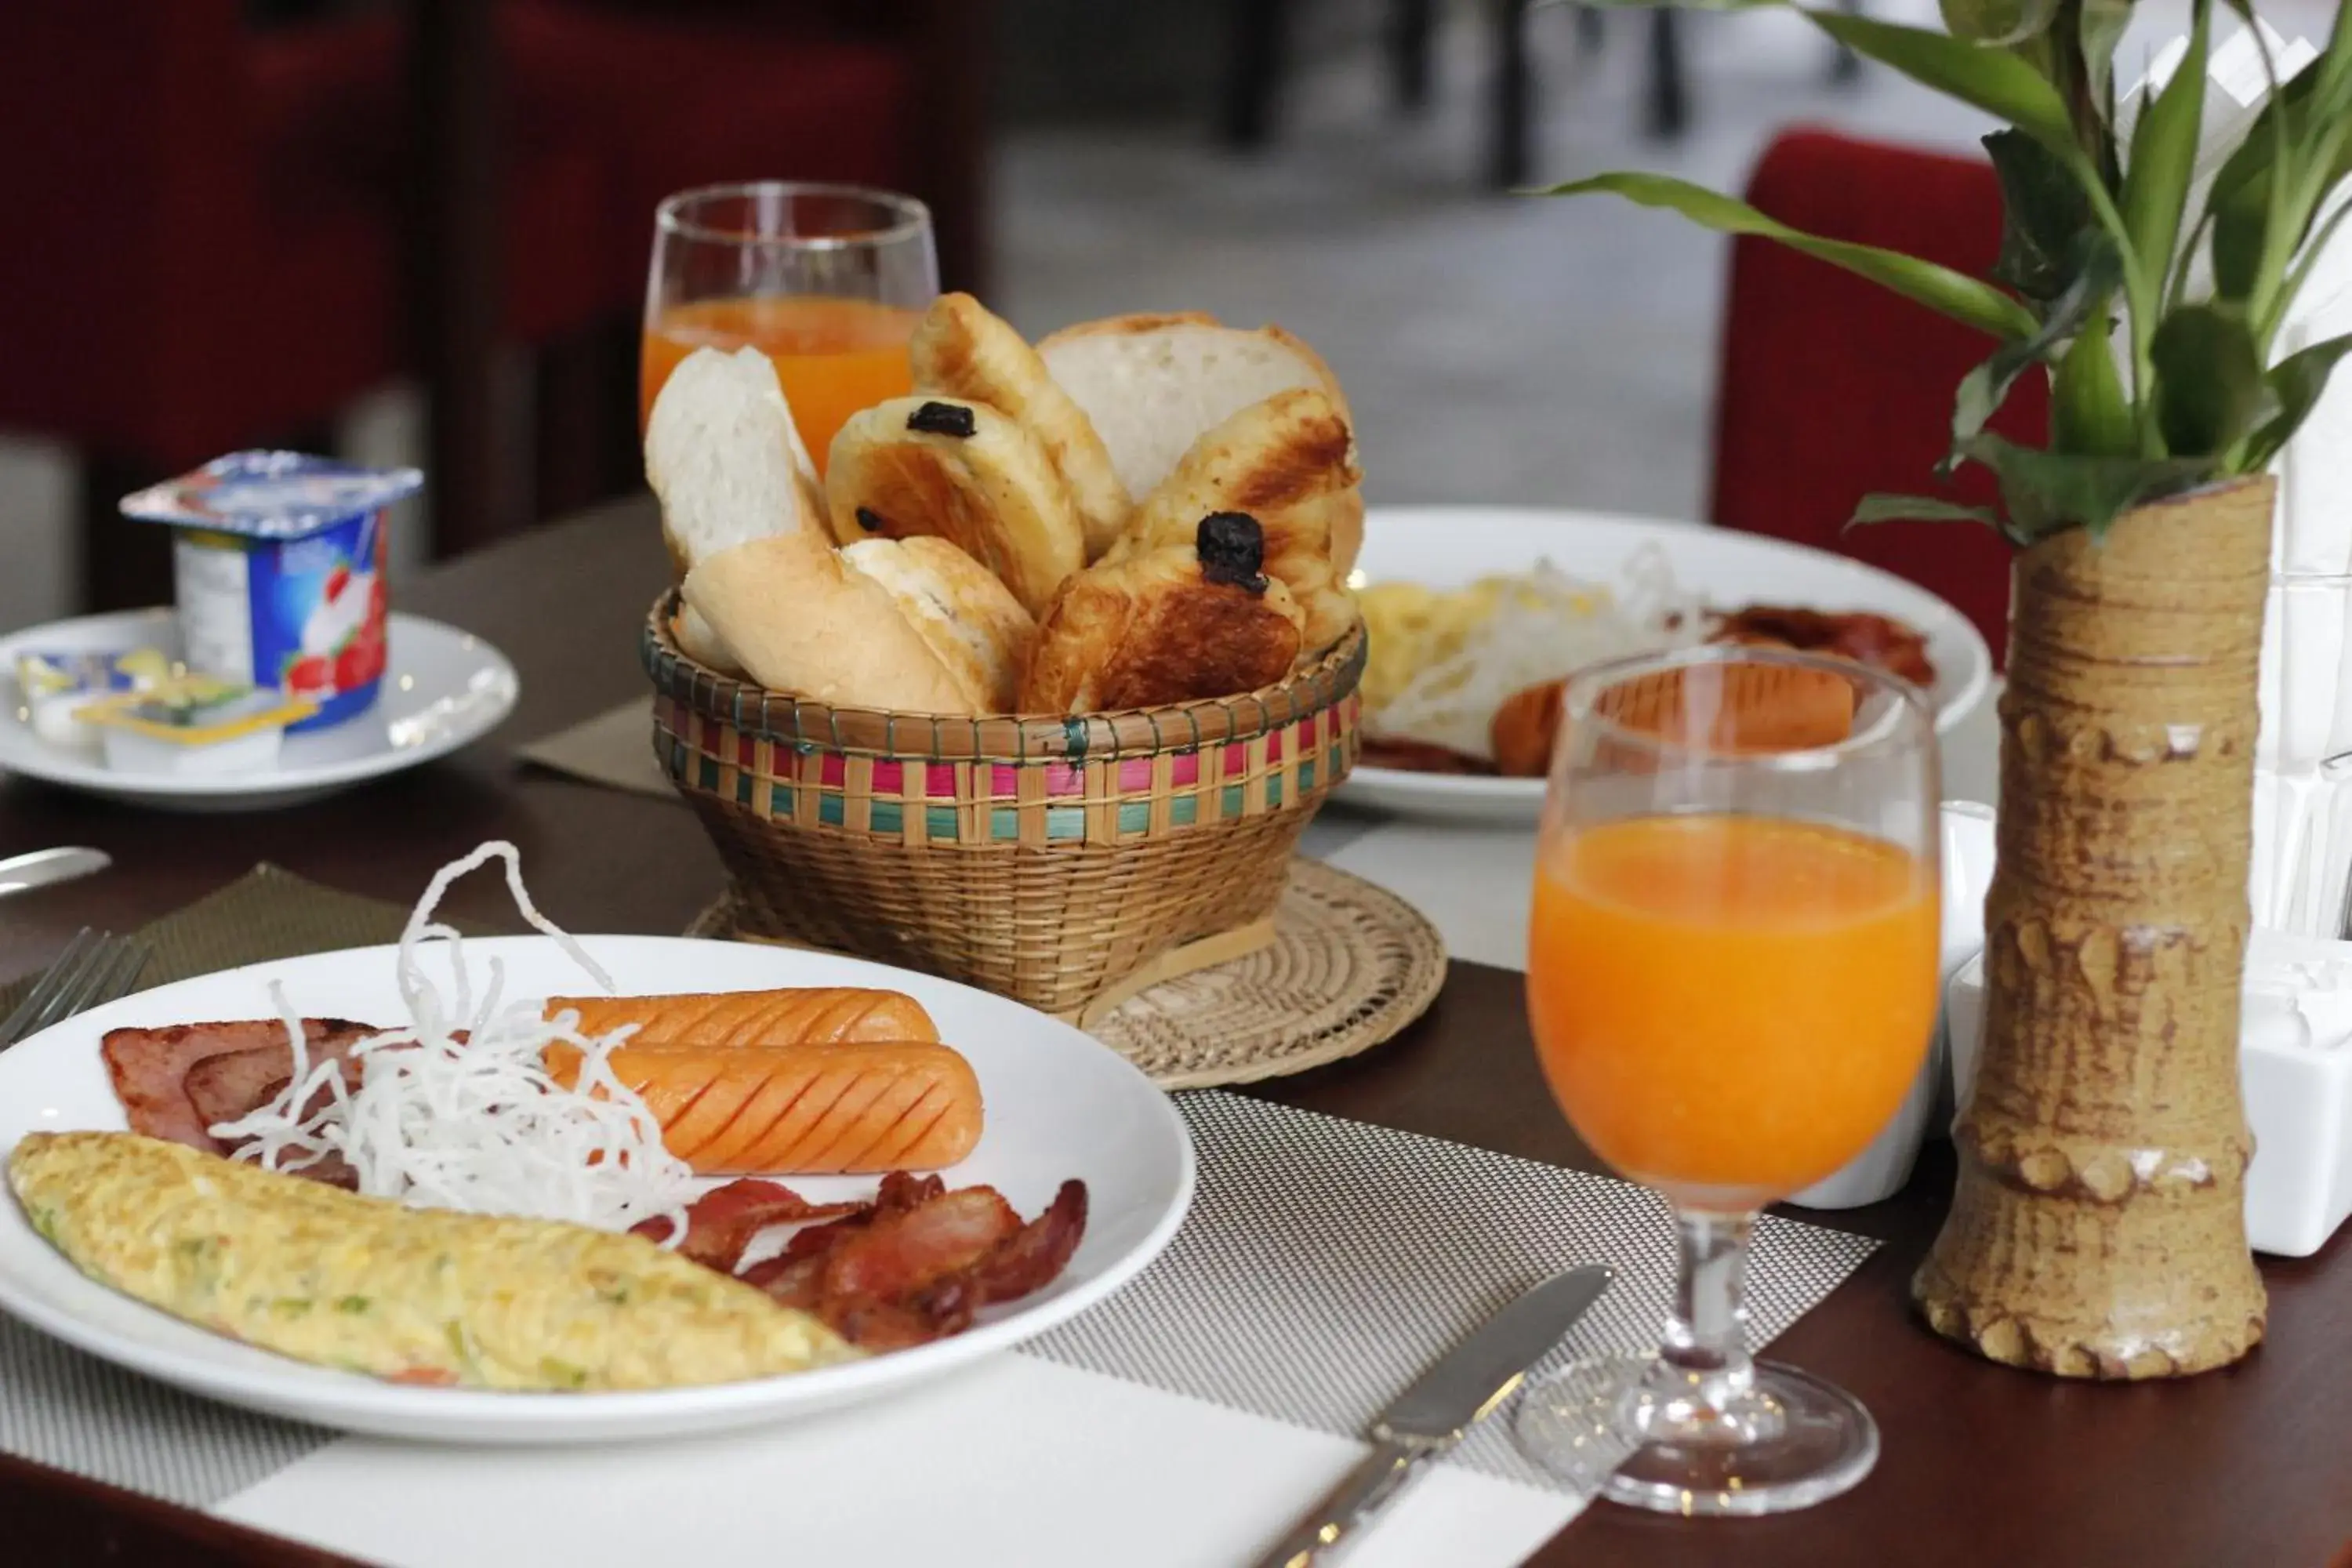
top-left (9, 1131), bottom-right (855, 1392)
top-left (1356, 575), bottom-right (1610, 717)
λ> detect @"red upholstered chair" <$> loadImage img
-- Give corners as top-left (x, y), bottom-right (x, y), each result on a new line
top-left (0, 2), bottom-right (621, 608)
top-left (506, 0), bottom-right (991, 305)
top-left (1708, 127), bottom-right (2041, 666)
top-left (477, 0), bottom-right (993, 536)
top-left (0, 1), bottom-right (988, 611)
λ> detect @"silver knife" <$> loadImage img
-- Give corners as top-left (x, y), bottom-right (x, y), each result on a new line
top-left (1252, 1265), bottom-right (1614, 1568)
top-left (0, 848), bottom-right (109, 899)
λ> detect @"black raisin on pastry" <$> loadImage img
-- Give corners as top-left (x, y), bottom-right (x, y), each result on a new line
top-left (1196, 511), bottom-right (1269, 593)
top-left (906, 401), bottom-right (978, 439)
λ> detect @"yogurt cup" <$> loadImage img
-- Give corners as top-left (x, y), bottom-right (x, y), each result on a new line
top-left (119, 452), bottom-right (422, 733)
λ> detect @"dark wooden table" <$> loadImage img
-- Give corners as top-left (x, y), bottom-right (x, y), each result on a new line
top-left (4, 498), bottom-right (2349, 1568)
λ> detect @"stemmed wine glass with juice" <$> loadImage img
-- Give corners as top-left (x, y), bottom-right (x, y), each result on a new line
top-left (641, 182), bottom-right (939, 472)
top-left (1515, 644), bottom-right (1940, 1515)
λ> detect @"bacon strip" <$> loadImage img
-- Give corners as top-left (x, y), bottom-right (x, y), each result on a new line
top-left (103, 1019), bottom-right (382, 1153)
top-left (632, 1178), bottom-right (863, 1272)
top-left (820, 1188), bottom-right (1021, 1304)
top-left (1359, 736), bottom-right (1497, 775)
top-left (1713, 605), bottom-right (1936, 686)
top-left (968, 1179), bottom-right (1088, 1304)
top-left (735, 1176), bottom-right (1089, 1348)
top-left (184, 1037), bottom-right (373, 1134)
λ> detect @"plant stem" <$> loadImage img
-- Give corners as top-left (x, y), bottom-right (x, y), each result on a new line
top-left (2080, 172), bottom-right (2162, 435)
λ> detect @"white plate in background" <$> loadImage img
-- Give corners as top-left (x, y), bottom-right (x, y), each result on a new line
top-left (1341, 506), bottom-right (1994, 824)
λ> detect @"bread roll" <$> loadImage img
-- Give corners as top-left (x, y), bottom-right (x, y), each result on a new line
top-left (1107, 387), bottom-right (1360, 655)
top-left (670, 604), bottom-right (744, 677)
top-left (1020, 512), bottom-right (1305, 713)
top-left (842, 535), bottom-right (1036, 712)
top-left (1037, 313), bottom-right (1350, 497)
top-left (912, 293), bottom-right (1133, 559)
top-left (644, 345), bottom-right (824, 579)
top-left (825, 396), bottom-right (1087, 618)
top-left (682, 532), bottom-right (976, 713)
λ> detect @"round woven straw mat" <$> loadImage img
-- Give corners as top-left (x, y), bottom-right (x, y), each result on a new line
top-left (684, 859), bottom-right (1447, 1090)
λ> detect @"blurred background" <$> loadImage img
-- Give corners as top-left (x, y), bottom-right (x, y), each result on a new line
top-left (0, 0), bottom-right (2326, 636)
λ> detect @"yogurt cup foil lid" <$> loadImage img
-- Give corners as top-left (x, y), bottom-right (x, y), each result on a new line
top-left (119, 451), bottom-right (423, 541)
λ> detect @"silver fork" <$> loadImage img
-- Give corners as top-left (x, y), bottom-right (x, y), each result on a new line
top-left (0, 930), bottom-right (152, 1049)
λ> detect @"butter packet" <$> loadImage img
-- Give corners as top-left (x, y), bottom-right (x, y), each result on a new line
top-left (15, 648), bottom-right (175, 751)
top-left (17, 647), bottom-right (173, 700)
top-left (78, 676), bottom-right (318, 777)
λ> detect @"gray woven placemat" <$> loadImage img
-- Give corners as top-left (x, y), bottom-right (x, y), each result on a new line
top-left (1029, 1092), bottom-right (1878, 1492)
top-left (0, 864), bottom-right (497, 1016)
top-left (0, 869), bottom-right (1878, 1510)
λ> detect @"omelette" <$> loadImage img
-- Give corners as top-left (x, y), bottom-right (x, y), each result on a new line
top-left (8, 1131), bottom-right (856, 1392)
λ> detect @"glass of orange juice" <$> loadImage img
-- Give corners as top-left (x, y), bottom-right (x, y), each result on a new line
top-left (1515, 644), bottom-right (1939, 1515)
top-left (641, 182), bottom-right (938, 472)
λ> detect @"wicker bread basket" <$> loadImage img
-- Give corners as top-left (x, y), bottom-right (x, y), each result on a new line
top-left (643, 590), bottom-right (1365, 1014)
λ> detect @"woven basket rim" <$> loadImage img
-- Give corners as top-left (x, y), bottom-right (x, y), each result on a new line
top-left (644, 588), bottom-right (1366, 761)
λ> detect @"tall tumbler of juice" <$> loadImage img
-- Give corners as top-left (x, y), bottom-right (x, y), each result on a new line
top-left (1515, 644), bottom-right (1939, 1516)
top-left (641, 183), bottom-right (938, 472)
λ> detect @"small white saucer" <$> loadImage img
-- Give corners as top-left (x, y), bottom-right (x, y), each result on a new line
top-left (0, 608), bottom-right (518, 811)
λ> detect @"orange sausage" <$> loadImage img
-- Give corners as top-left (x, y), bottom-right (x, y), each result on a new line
top-left (1600, 661), bottom-right (1855, 753)
top-left (545, 1040), bottom-right (982, 1175)
top-left (543, 989), bottom-right (939, 1050)
top-left (1490, 680), bottom-right (1567, 777)
top-left (1490, 662), bottom-right (1854, 775)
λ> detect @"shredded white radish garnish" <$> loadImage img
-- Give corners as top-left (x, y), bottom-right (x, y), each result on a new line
top-left (208, 841), bottom-right (695, 1241)
top-left (1370, 547), bottom-right (1707, 760)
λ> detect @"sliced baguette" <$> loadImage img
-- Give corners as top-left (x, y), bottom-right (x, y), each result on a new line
top-left (841, 535), bottom-right (1036, 712)
top-left (1037, 313), bottom-right (1360, 573)
top-left (644, 344), bottom-right (824, 579)
top-left (912, 293), bottom-right (1133, 559)
top-left (682, 532), bottom-right (975, 714)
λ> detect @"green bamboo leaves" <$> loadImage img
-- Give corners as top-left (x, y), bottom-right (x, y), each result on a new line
top-left (1541, 0), bottom-right (2352, 546)
top-left (2242, 331), bottom-right (2352, 470)
top-left (2151, 304), bottom-right (2264, 456)
top-left (1938, 0), bottom-right (2060, 48)
top-left (2121, 1), bottom-right (2209, 288)
top-left (1944, 236), bottom-right (2118, 468)
top-left (1532, 172), bottom-right (2037, 337)
top-left (2078, 0), bottom-right (2135, 122)
top-left (2052, 310), bottom-right (2136, 458)
top-left (1848, 494), bottom-right (2007, 533)
top-left (1984, 130), bottom-right (2095, 304)
top-left (1806, 11), bottom-right (2078, 158)
top-left (1949, 437), bottom-right (2214, 542)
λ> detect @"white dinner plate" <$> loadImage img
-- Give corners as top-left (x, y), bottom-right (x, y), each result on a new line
top-left (1341, 506), bottom-right (1995, 824)
top-left (0, 936), bottom-right (1194, 1444)
top-left (0, 609), bottom-right (518, 811)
